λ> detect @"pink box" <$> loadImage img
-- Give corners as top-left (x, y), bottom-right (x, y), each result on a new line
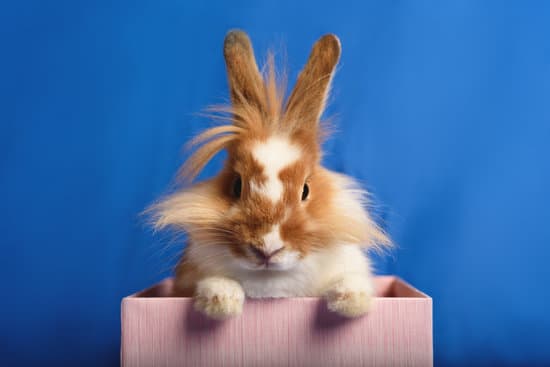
top-left (121, 276), bottom-right (432, 367)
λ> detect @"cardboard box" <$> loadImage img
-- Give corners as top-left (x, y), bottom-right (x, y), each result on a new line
top-left (121, 276), bottom-right (432, 366)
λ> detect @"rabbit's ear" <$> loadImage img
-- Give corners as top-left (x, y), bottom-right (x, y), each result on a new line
top-left (285, 34), bottom-right (341, 132)
top-left (223, 30), bottom-right (266, 112)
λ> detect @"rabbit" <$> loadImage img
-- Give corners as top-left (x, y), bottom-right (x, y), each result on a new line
top-left (149, 30), bottom-right (390, 320)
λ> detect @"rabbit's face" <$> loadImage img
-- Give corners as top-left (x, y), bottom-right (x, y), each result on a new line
top-left (219, 131), bottom-right (329, 271)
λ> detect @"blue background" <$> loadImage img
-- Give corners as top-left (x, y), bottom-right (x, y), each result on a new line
top-left (1, 1), bottom-right (549, 366)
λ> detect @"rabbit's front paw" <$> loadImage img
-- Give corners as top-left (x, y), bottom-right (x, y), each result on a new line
top-left (324, 274), bottom-right (373, 318)
top-left (194, 277), bottom-right (245, 320)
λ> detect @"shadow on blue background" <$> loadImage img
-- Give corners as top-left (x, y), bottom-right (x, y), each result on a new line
top-left (1, 1), bottom-right (549, 366)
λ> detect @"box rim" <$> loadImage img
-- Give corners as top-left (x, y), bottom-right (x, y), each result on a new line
top-left (122, 275), bottom-right (431, 301)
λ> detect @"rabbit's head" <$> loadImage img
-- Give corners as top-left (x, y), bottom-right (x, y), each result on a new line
top-left (151, 31), bottom-right (389, 272)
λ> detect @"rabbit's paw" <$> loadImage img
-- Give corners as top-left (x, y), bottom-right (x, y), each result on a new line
top-left (194, 277), bottom-right (245, 320)
top-left (324, 274), bottom-right (373, 318)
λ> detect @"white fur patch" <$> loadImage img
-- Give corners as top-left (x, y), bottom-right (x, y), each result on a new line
top-left (250, 136), bottom-right (301, 203)
top-left (331, 173), bottom-right (369, 225)
top-left (239, 244), bottom-right (372, 298)
top-left (194, 277), bottom-right (245, 319)
top-left (262, 224), bottom-right (284, 254)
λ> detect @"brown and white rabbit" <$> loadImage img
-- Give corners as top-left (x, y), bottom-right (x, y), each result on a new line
top-left (150, 30), bottom-right (390, 320)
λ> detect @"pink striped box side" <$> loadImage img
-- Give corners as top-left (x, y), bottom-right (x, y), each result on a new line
top-left (121, 276), bottom-right (432, 367)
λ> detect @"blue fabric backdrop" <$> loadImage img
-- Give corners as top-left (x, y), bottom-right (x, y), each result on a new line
top-left (1, 1), bottom-right (549, 366)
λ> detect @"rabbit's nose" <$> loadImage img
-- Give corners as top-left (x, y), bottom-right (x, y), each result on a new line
top-left (249, 245), bottom-right (283, 262)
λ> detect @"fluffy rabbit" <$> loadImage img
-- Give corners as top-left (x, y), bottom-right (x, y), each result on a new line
top-left (150, 30), bottom-right (390, 320)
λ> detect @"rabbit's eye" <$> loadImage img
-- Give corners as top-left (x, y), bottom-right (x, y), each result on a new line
top-left (301, 183), bottom-right (309, 201)
top-left (232, 176), bottom-right (242, 198)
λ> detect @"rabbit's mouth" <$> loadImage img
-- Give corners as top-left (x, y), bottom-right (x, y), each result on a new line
top-left (255, 260), bottom-right (285, 271)
top-left (248, 244), bottom-right (283, 267)
top-left (243, 246), bottom-right (301, 272)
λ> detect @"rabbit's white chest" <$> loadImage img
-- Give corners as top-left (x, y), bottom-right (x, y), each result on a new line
top-left (238, 267), bottom-right (318, 298)
top-left (234, 244), bottom-right (371, 298)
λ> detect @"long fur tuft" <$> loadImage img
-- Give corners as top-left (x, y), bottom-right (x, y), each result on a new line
top-left (179, 50), bottom-right (334, 182)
